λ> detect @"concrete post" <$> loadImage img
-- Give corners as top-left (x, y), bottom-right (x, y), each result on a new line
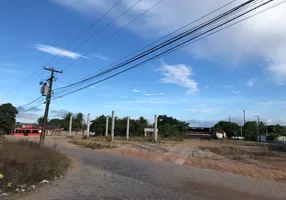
top-left (154, 114), bottom-right (158, 142)
top-left (126, 116), bottom-right (130, 140)
top-left (69, 114), bottom-right (72, 137)
top-left (86, 113), bottom-right (90, 138)
top-left (105, 117), bottom-right (109, 137)
top-left (111, 111), bottom-right (115, 141)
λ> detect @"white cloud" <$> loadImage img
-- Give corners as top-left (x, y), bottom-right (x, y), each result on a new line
top-left (133, 89), bottom-right (141, 92)
top-left (116, 99), bottom-right (180, 105)
top-left (34, 44), bottom-right (88, 59)
top-left (224, 84), bottom-right (241, 95)
top-left (189, 108), bottom-right (216, 113)
top-left (158, 92), bottom-right (164, 95)
top-left (231, 90), bottom-right (242, 95)
top-left (93, 54), bottom-right (112, 61)
top-left (160, 64), bottom-right (198, 94)
top-left (224, 85), bottom-right (233, 89)
top-left (246, 77), bottom-right (258, 87)
top-left (51, 0), bottom-right (286, 84)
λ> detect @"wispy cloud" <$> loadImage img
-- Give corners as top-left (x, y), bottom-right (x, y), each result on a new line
top-left (160, 64), bottom-right (198, 94)
top-left (246, 77), bottom-right (258, 87)
top-left (257, 101), bottom-right (286, 106)
top-left (93, 54), bottom-right (112, 61)
top-left (17, 106), bottom-right (42, 113)
top-left (189, 108), bottom-right (216, 113)
top-left (133, 89), bottom-right (141, 93)
top-left (158, 93), bottom-right (164, 95)
top-left (224, 85), bottom-right (233, 89)
top-left (51, 109), bottom-right (69, 118)
top-left (116, 99), bottom-right (180, 105)
top-left (34, 44), bottom-right (88, 59)
top-left (231, 90), bottom-right (242, 95)
top-left (224, 84), bottom-right (241, 95)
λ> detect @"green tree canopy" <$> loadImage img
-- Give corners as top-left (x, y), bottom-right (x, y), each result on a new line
top-left (242, 121), bottom-right (257, 141)
top-left (0, 103), bottom-right (18, 134)
top-left (212, 121), bottom-right (240, 138)
top-left (159, 124), bottom-right (180, 137)
top-left (157, 115), bottom-right (189, 132)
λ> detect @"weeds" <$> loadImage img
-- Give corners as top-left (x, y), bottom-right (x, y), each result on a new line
top-left (199, 145), bottom-right (281, 160)
top-left (69, 140), bottom-right (116, 149)
top-left (0, 139), bottom-right (70, 192)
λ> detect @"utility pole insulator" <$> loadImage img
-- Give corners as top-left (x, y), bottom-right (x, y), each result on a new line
top-left (39, 67), bottom-right (63, 146)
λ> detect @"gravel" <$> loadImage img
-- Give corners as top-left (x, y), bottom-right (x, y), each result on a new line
top-left (7, 137), bottom-right (286, 200)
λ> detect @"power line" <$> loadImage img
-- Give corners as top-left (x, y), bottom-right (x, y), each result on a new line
top-left (4, 0), bottom-right (123, 97)
top-left (22, 96), bottom-right (44, 108)
top-left (54, 0), bottom-right (261, 93)
top-left (54, 0), bottom-right (238, 93)
top-left (61, 0), bottom-right (166, 71)
top-left (54, 0), bottom-right (277, 98)
top-left (46, 0), bottom-right (123, 66)
top-left (22, 102), bottom-right (46, 113)
top-left (54, 0), bottom-right (145, 66)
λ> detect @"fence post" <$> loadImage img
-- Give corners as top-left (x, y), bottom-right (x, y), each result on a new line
top-left (69, 114), bottom-right (72, 137)
top-left (154, 114), bottom-right (158, 142)
top-left (105, 117), bottom-right (109, 137)
top-left (86, 113), bottom-right (90, 138)
top-left (111, 111), bottom-right (115, 141)
top-left (126, 116), bottom-right (130, 140)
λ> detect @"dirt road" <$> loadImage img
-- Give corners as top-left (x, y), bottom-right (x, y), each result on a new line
top-left (8, 137), bottom-right (286, 200)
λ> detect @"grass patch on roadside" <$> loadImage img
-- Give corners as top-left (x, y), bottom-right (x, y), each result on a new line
top-left (0, 138), bottom-right (70, 192)
top-left (69, 139), bottom-right (116, 149)
top-left (199, 146), bottom-right (282, 160)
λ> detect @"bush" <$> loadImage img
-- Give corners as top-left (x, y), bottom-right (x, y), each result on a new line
top-left (0, 139), bottom-right (70, 191)
top-left (159, 124), bottom-right (180, 137)
top-left (267, 133), bottom-right (279, 141)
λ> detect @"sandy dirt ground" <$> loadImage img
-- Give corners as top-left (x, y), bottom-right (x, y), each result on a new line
top-left (95, 138), bottom-right (286, 181)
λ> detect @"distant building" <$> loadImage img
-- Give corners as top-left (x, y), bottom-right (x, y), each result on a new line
top-left (184, 127), bottom-right (212, 138)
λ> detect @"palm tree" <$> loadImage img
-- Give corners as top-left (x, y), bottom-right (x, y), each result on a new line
top-left (62, 112), bottom-right (73, 131)
top-left (74, 113), bottom-right (85, 134)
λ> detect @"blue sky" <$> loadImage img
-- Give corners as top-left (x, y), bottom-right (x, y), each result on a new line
top-left (1, 0), bottom-right (286, 127)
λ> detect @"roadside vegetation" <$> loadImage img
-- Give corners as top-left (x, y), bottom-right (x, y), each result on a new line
top-left (0, 137), bottom-right (70, 192)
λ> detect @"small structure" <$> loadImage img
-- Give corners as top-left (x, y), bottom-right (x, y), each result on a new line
top-left (144, 128), bottom-right (158, 137)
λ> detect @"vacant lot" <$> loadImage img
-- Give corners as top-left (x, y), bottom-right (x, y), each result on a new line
top-left (0, 137), bottom-right (70, 193)
top-left (71, 137), bottom-right (286, 181)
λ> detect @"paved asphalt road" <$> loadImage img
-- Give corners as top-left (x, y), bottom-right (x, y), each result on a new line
top-left (9, 137), bottom-right (286, 200)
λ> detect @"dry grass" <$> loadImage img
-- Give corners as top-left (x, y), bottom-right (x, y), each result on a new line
top-left (199, 145), bottom-right (282, 160)
top-left (69, 139), bottom-right (116, 149)
top-left (0, 138), bottom-right (70, 192)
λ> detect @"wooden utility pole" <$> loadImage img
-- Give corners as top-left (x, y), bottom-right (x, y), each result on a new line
top-left (39, 67), bottom-right (62, 146)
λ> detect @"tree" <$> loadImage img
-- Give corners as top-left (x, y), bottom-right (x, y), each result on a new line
top-left (212, 121), bottom-right (240, 138)
top-left (74, 112), bottom-right (85, 131)
top-left (90, 115), bottom-right (107, 136)
top-left (49, 118), bottom-right (64, 128)
top-left (37, 116), bottom-right (44, 126)
top-left (0, 103), bottom-right (18, 135)
top-left (157, 115), bottom-right (189, 133)
top-left (62, 112), bottom-right (73, 131)
top-left (242, 121), bottom-right (257, 141)
top-left (159, 124), bottom-right (180, 137)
